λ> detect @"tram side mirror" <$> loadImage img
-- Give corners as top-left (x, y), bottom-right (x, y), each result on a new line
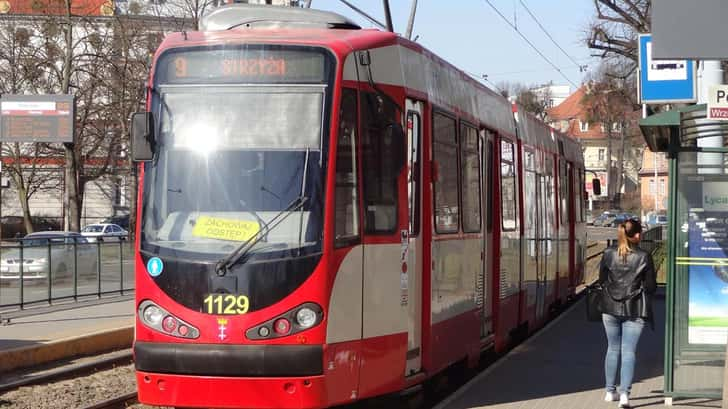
top-left (385, 122), bottom-right (406, 172)
top-left (131, 112), bottom-right (155, 162)
top-left (592, 178), bottom-right (601, 196)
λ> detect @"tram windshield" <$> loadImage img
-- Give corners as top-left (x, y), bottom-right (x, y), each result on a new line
top-left (141, 86), bottom-right (326, 260)
top-left (141, 45), bottom-right (333, 262)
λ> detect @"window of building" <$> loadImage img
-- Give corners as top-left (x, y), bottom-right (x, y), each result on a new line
top-left (460, 123), bottom-right (481, 233)
top-left (598, 149), bottom-right (605, 163)
top-left (501, 139), bottom-right (517, 231)
top-left (433, 112), bottom-right (459, 233)
top-left (334, 88), bottom-right (359, 247)
top-left (649, 179), bottom-right (656, 194)
top-left (612, 122), bottom-right (621, 132)
top-left (659, 178), bottom-right (666, 195)
top-left (361, 91), bottom-right (402, 234)
top-left (579, 121), bottom-right (589, 132)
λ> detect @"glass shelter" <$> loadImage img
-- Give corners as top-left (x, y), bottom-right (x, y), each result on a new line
top-left (641, 104), bottom-right (728, 402)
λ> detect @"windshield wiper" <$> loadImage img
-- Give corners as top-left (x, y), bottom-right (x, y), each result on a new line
top-left (215, 195), bottom-right (308, 276)
top-left (239, 199), bottom-right (270, 241)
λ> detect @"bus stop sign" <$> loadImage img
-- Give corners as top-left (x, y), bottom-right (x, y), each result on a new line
top-left (638, 34), bottom-right (697, 104)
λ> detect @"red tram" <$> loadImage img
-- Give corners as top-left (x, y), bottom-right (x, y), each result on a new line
top-left (130, 5), bottom-right (587, 408)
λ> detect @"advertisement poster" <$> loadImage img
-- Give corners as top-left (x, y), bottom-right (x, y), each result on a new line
top-left (684, 182), bottom-right (728, 345)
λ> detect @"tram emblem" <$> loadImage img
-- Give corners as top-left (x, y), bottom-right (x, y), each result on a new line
top-left (217, 318), bottom-right (228, 341)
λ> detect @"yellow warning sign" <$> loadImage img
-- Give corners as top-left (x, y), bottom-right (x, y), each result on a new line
top-left (192, 216), bottom-right (260, 242)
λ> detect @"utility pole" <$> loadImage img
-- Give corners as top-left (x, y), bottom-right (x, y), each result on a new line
top-left (382, 0), bottom-right (393, 32)
top-left (405, 0), bottom-right (418, 40)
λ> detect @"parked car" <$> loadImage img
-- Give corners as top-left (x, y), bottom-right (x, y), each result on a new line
top-left (81, 223), bottom-right (128, 242)
top-left (0, 232), bottom-right (98, 284)
top-left (593, 212), bottom-right (616, 227)
top-left (646, 214), bottom-right (668, 229)
top-left (610, 213), bottom-right (639, 227)
top-left (101, 214), bottom-right (129, 230)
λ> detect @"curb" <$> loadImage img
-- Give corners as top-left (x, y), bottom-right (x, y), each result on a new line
top-left (0, 326), bottom-right (134, 373)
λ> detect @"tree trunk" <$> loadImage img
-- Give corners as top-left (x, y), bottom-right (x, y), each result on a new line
top-left (12, 174), bottom-right (33, 235)
top-left (615, 120), bottom-right (626, 208)
top-left (62, 0), bottom-right (80, 231)
top-left (64, 145), bottom-right (80, 231)
top-left (606, 126), bottom-right (612, 207)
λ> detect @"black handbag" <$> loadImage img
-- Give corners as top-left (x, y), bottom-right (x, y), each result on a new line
top-left (585, 283), bottom-right (604, 322)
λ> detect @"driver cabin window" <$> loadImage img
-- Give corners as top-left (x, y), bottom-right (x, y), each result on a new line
top-left (335, 88), bottom-right (360, 247)
top-left (361, 91), bottom-right (402, 234)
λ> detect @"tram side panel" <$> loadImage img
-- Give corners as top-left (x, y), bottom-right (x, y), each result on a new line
top-left (429, 111), bottom-right (481, 374)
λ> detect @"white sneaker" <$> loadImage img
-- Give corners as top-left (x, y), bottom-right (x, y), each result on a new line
top-left (604, 391), bottom-right (619, 401)
top-left (618, 393), bottom-right (629, 407)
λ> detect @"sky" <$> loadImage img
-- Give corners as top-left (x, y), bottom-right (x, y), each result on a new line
top-left (308, 0), bottom-right (600, 94)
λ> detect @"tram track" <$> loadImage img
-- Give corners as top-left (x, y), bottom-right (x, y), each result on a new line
top-left (78, 391), bottom-right (138, 409)
top-left (0, 349), bottom-right (133, 394)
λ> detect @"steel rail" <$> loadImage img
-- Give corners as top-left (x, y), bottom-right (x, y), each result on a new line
top-left (78, 391), bottom-right (138, 409)
top-left (0, 350), bottom-right (133, 394)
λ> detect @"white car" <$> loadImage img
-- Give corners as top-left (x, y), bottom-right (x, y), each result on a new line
top-left (0, 232), bottom-right (98, 284)
top-left (81, 223), bottom-right (128, 242)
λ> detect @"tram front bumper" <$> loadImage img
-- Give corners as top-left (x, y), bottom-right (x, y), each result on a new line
top-left (136, 371), bottom-right (328, 409)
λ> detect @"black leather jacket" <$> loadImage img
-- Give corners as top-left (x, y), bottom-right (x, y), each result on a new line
top-left (598, 245), bottom-right (657, 320)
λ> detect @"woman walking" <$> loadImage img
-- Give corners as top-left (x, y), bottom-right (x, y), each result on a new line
top-left (599, 218), bottom-right (657, 408)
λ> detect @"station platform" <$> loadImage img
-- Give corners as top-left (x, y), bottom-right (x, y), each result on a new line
top-left (0, 297), bottom-right (134, 373)
top-left (434, 291), bottom-right (722, 409)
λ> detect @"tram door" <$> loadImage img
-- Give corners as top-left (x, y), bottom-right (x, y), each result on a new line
top-left (358, 88), bottom-right (418, 395)
top-left (404, 99), bottom-right (423, 376)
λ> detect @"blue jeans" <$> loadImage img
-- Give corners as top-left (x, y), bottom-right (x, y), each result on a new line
top-left (602, 314), bottom-right (645, 395)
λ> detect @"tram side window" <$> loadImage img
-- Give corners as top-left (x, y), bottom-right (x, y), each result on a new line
top-left (335, 88), bottom-right (360, 247)
top-left (433, 112), bottom-right (459, 233)
top-left (486, 138), bottom-right (494, 232)
top-left (581, 169), bottom-right (587, 222)
top-left (575, 168), bottom-right (584, 222)
top-left (407, 111), bottom-right (421, 236)
top-left (361, 91), bottom-right (402, 234)
top-left (559, 160), bottom-right (568, 225)
top-left (500, 140), bottom-right (517, 231)
top-left (461, 123), bottom-right (481, 233)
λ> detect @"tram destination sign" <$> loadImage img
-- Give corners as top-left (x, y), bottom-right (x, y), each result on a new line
top-left (156, 47), bottom-right (327, 84)
top-left (0, 95), bottom-right (74, 143)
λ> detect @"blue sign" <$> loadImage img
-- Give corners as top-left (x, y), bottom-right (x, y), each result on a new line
top-left (147, 257), bottom-right (164, 277)
top-left (639, 34), bottom-right (697, 104)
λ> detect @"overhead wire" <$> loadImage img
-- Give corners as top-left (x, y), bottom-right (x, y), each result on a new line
top-left (517, 0), bottom-right (584, 69)
top-left (482, 0), bottom-right (579, 88)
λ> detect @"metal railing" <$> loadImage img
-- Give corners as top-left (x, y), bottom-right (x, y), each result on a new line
top-left (0, 239), bottom-right (135, 315)
top-left (605, 225), bottom-right (664, 251)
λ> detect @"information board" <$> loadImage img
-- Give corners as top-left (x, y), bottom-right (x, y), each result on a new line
top-left (0, 95), bottom-right (74, 143)
top-left (681, 181), bottom-right (728, 345)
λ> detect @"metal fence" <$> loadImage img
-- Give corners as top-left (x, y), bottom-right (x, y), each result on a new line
top-left (605, 225), bottom-right (664, 251)
top-left (0, 239), bottom-right (134, 314)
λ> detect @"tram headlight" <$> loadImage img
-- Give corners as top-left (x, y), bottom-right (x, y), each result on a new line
top-left (143, 305), bottom-right (164, 325)
top-left (296, 307), bottom-right (317, 328)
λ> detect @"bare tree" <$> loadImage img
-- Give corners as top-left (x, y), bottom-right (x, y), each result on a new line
top-left (496, 81), bottom-right (553, 120)
top-left (0, 23), bottom-right (64, 233)
top-left (586, 0), bottom-right (651, 78)
top-left (581, 63), bottom-right (638, 207)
